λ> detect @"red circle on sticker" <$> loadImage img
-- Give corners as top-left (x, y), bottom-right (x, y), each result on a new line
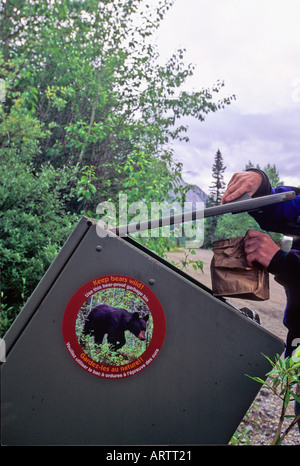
top-left (62, 275), bottom-right (166, 378)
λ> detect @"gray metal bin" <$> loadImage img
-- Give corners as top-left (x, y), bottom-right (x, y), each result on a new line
top-left (1, 206), bottom-right (287, 445)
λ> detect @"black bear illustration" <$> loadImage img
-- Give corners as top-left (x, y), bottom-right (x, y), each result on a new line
top-left (81, 304), bottom-right (149, 350)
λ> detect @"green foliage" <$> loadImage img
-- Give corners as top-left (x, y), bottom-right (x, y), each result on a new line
top-left (214, 212), bottom-right (282, 245)
top-left (0, 159), bottom-right (80, 332)
top-left (230, 424), bottom-right (253, 445)
top-left (0, 0), bottom-right (234, 335)
top-left (0, 0), bottom-right (234, 196)
top-left (0, 291), bottom-right (15, 336)
top-left (171, 248), bottom-right (204, 273)
top-left (247, 352), bottom-right (300, 445)
top-left (0, 98), bottom-right (80, 336)
top-left (230, 351), bottom-right (300, 445)
top-left (77, 165), bottom-right (98, 217)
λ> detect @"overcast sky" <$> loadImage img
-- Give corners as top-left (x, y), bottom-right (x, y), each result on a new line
top-left (155, 0), bottom-right (300, 193)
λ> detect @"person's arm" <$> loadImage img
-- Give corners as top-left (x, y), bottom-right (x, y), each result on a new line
top-left (249, 183), bottom-right (300, 235)
top-left (243, 229), bottom-right (280, 268)
top-left (223, 169), bottom-right (300, 235)
top-left (246, 169), bottom-right (272, 198)
top-left (243, 229), bottom-right (300, 288)
top-left (268, 248), bottom-right (300, 289)
top-left (221, 170), bottom-right (269, 203)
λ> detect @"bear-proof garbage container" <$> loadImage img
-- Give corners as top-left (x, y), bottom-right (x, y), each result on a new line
top-left (1, 213), bottom-right (285, 446)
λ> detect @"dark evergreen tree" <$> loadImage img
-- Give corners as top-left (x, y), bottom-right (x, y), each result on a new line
top-left (209, 149), bottom-right (226, 205)
top-left (203, 149), bottom-right (226, 248)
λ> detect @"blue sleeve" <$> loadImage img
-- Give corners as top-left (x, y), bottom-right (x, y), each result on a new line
top-left (250, 185), bottom-right (300, 236)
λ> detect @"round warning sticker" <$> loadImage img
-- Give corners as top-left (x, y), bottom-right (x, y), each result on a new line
top-left (62, 275), bottom-right (166, 379)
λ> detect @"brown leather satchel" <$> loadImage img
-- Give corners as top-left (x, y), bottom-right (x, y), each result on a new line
top-left (211, 237), bottom-right (269, 301)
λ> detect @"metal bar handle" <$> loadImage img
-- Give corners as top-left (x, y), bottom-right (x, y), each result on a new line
top-left (112, 191), bottom-right (296, 236)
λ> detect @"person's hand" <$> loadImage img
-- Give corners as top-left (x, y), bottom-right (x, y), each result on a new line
top-left (221, 171), bottom-right (262, 204)
top-left (243, 230), bottom-right (280, 268)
